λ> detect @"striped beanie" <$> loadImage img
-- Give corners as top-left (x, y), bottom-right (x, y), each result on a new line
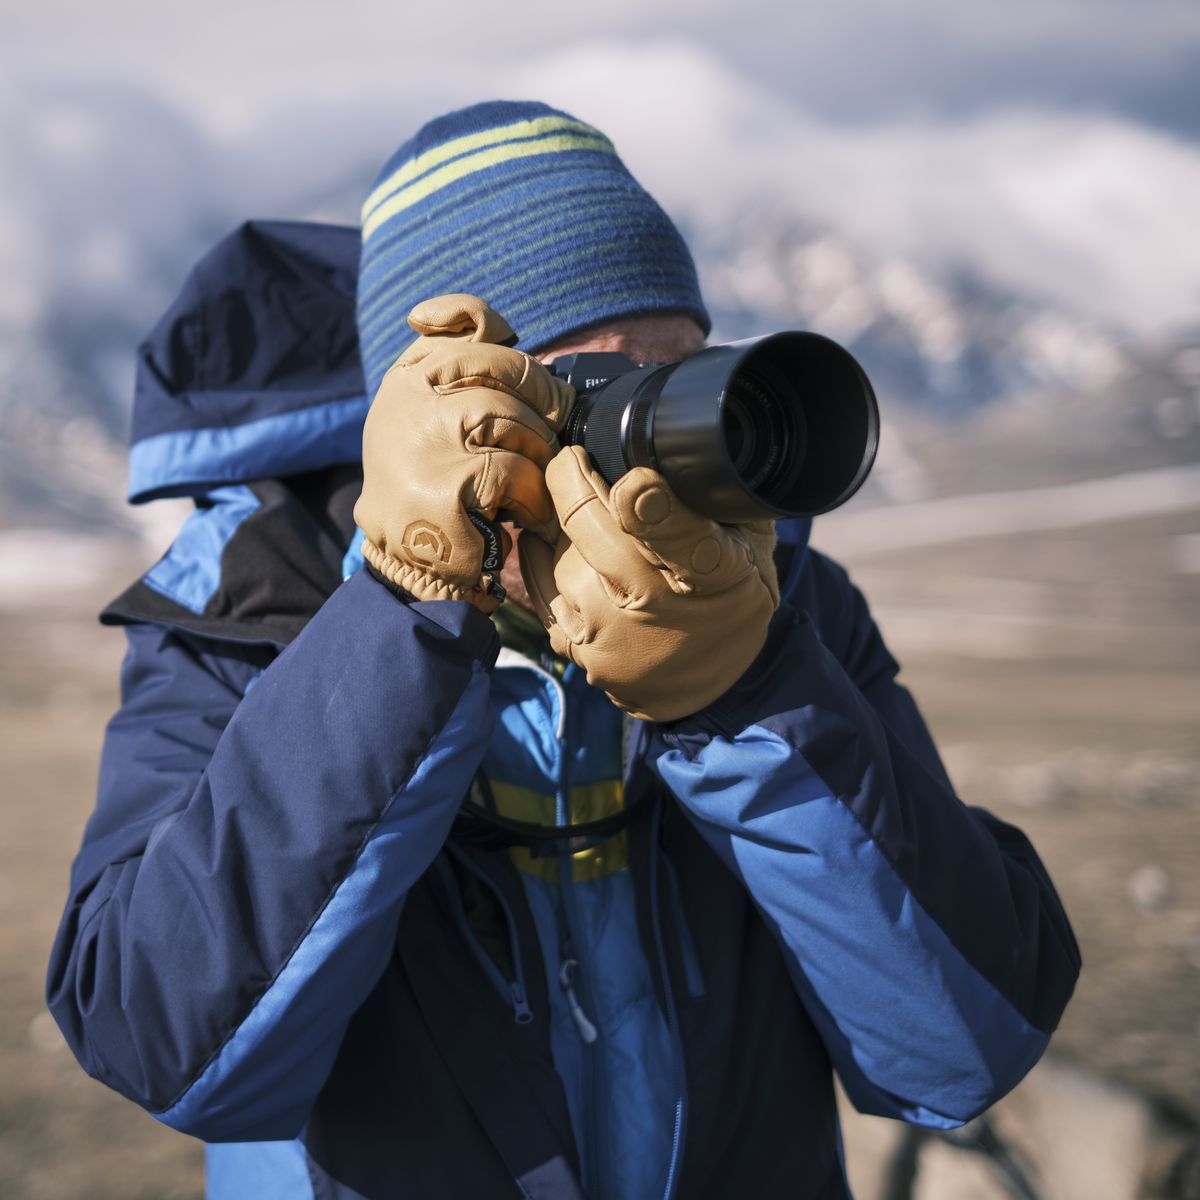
top-left (356, 100), bottom-right (710, 398)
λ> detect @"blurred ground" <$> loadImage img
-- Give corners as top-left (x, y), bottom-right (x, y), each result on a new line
top-left (1, 501), bottom-right (1197, 1198)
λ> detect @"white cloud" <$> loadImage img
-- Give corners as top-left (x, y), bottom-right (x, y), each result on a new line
top-left (7, 0), bottom-right (1199, 133)
top-left (515, 40), bottom-right (1200, 336)
top-left (1, 31), bottom-right (1197, 345)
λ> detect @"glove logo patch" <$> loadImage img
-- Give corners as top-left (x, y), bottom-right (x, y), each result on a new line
top-left (401, 520), bottom-right (452, 564)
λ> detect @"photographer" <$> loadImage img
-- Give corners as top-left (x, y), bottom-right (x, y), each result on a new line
top-left (47, 101), bottom-right (1080, 1199)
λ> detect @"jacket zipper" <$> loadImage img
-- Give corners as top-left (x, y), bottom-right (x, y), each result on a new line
top-left (558, 952), bottom-right (598, 1043)
top-left (547, 664), bottom-right (615, 1200)
top-left (441, 648), bottom-right (566, 1026)
top-left (558, 847), bottom-right (611, 1200)
top-left (439, 848), bottom-right (533, 1025)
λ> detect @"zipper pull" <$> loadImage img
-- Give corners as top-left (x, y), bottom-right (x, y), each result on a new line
top-left (509, 980), bottom-right (534, 1025)
top-left (558, 959), bottom-right (598, 1043)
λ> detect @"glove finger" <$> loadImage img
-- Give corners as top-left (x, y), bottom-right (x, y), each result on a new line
top-left (544, 446), bottom-right (656, 601)
top-left (426, 342), bottom-right (575, 430)
top-left (607, 467), bottom-right (755, 595)
top-left (473, 450), bottom-right (558, 543)
top-left (457, 389), bottom-right (558, 469)
top-left (518, 533), bottom-right (590, 653)
top-left (516, 530), bottom-right (553, 624)
top-left (406, 294), bottom-right (515, 345)
top-left (545, 594), bottom-right (587, 662)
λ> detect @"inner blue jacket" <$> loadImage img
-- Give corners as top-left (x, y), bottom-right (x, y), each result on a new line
top-left (46, 221), bottom-right (1080, 1199)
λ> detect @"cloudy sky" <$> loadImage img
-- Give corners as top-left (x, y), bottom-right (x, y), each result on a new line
top-left (3, 0), bottom-right (1199, 342)
top-left (8, 0), bottom-right (1199, 137)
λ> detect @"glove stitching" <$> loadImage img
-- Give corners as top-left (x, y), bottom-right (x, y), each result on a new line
top-left (362, 539), bottom-right (487, 607)
top-left (434, 375), bottom-right (524, 402)
top-left (562, 491), bottom-right (600, 525)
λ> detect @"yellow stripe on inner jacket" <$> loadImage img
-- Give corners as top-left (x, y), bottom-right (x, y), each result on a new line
top-left (490, 778), bottom-right (629, 885)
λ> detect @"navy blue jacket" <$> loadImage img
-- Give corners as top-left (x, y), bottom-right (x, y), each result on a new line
top-left (47, 222), bottom-right (1080, 1199)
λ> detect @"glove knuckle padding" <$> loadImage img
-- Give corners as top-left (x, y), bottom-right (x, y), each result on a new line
top-left (609, 468), bottom-right (758, 597)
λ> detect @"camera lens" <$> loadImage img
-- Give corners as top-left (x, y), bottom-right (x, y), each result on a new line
top-left (721, 368), bottom-right (804, 503)
top-left (721, 381), bottom-right (758, 477)
top-left (557, 332), bottom-right (877, 522)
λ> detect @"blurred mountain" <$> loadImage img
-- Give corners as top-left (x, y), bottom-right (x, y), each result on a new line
top-left (0, 82), bottom-right (379, 539)
top-left (1, 79), bottom-right (1196, 539)
top-left (846, 328), bottom-right (1200, 510)
top-left (695, 209), bottom-right (1129, 417)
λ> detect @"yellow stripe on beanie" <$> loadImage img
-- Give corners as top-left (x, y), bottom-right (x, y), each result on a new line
top-left (361, 115), bottom-right (610, 223)
top-left (362, 132), bottom-right (616, 243)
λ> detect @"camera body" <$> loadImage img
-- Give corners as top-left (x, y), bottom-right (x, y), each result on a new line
top-left (551, 351), bottom-right (669, 485)
top-left (548, 333), bottom-right (879, 524)
top-left (551, 352), bottom-right (645, 397)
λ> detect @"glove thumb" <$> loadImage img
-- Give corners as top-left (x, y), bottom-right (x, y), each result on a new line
top-left (407, 293), bottom-right (516, 346)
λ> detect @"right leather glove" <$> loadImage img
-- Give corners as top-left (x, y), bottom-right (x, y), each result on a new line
top-left (519, 445), bottom-right (779, 722)
top-left (354, 294), bottom-right (575, 611)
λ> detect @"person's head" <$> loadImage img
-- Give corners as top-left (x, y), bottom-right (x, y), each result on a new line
top-left (356, 100), bottom-right (711, 398)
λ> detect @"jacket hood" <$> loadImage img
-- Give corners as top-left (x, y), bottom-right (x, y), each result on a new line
top-left (127, 220), bottom-right (367, 503)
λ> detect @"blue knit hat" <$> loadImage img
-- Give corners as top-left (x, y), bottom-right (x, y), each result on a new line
top-left (356, 100), bottom-right (710, 398)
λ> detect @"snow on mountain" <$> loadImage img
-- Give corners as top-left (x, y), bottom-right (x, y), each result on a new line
top-left (691, 210), bottom-right (1128, 415)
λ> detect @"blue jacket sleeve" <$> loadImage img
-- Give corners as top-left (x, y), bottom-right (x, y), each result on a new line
top-left (650, 550), bottom-right (1080, 1127)
top-left (46, 570), bottom-right (498, 1142)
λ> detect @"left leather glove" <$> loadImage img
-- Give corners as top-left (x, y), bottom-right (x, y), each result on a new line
top-left (354, 294), bottom-right (574, 612)
top-left (519, 445), bottom-right (780, 722)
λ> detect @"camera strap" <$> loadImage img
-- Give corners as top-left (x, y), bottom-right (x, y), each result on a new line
top-left (451, 770), bottom-right (647, 858)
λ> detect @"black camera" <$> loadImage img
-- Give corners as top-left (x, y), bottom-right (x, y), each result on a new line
top-left (551, 333), bottom-right (879, 523)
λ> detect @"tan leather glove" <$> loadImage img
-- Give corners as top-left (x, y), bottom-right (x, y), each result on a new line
top-left (519, 445), bottom-right (780, 721)
top-left (354, 294), bottom-right (574, 612)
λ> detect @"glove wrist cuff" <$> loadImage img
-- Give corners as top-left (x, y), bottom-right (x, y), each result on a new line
top-left (361, 536), bottom-right (499, 612)
top-left (363, 560), bottom-right (416, 604)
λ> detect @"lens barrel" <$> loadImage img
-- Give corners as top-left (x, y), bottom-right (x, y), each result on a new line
top-left (559, 333), bottom-right (879, 523)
